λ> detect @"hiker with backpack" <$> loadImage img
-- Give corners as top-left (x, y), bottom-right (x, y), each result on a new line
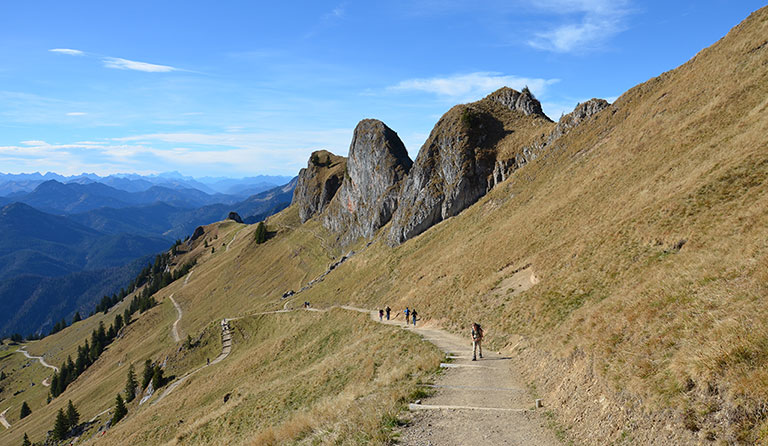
top-left (404, 307), bottom-right (410, 324)
top-left (411, 309), bottom-right (418, 326)
top-left (379, 309), bottom-right (384, 321)
top-left (385, 306), bottom-right (391, 320)
top-left (471, 322), bottom-right (484, 361)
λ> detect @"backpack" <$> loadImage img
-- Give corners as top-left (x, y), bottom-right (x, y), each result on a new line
top-left (472, 324), bottom-right (483, 340)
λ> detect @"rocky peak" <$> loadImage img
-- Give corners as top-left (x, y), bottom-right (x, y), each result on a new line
top-left (292, 150), bottom-right (347, 223)
top-left (387, 104), bottom-right (508, 245)
top-left (483, 87), bottom-right (550, 120)
top-left (323, 119), bottom-right (412, 242)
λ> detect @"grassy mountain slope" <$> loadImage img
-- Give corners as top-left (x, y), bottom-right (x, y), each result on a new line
top-left (2, 7), bottom-right (767, 445)
top-left (296, 7), bottom-right (768, 443)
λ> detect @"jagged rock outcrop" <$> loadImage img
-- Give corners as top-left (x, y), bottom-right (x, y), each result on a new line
top-left (388, 88), bottom-right (609, 246)
top-left (549, 98), bottom-right (609, 141)
top-left (387, 94), bottom-right (525, 245)
top-left (191, 226), bottom-right (205, 240)
top-left (490, 98), bottom-right (610, 188)
top-left (292, 150), bottom-right (347, 223)
top-left (227, 212), bottom-right (243, 223)
top-left (485, 86), bottom-right (551, 120)
top-left (323, 119), bottom-right (412, 242)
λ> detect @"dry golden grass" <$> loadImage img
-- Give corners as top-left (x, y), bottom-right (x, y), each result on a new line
top-left (95, 310), bottom-right (441, 446)
top-left (2, 7), bottom-right (768, 444)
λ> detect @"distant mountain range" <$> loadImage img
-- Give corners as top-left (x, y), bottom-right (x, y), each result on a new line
top-left (0, 171), bottom-right (293, 197)
top-left (0, 172), bottom-right (297, 336)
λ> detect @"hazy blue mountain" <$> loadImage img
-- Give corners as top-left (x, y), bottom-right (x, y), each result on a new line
top-left (69, 177), bottom-right (298, 239)
top-left (0, 176), bottom-right (296, 336)
top-left (9, 180), bottom-right (241, 214)
top-left (0, 202), bottom-right (170, 336)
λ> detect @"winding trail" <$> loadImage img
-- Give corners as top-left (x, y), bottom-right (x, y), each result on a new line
top-left (226, 227), bottom-right (246, 252)
top-left (339, 306), bottom-right (561, 446)
top-left (152, 318), bottom-right (232, 405)
top-left (0, 408), bottom-right (10, 429)
top-left (184, 269), bottom-right (194, 286)
top-left (17, 346), bottom-right (59, 373)
top-left (169, 294), bottom-right (183, 343)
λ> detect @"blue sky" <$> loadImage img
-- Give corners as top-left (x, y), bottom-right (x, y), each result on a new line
top-left (0, 1), bottom-right (764, 178)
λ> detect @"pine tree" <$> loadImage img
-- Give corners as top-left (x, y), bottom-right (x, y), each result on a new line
top-left (124, 364), bottom-right (137, 402)
top-left (123, 308), bottom-right (132, 326)
top-left (254, 221), bottom-right (267, 244)
top-left (114, 314), bottom-right (123, 332)
top-left (151, 366), bottom-right (164, 390)
top-left (72, 312), bottom-right (82, 324)
top-left (22, 433), bottom-right (31, 446)
top-left (66, 400), bottom-right (79, 428)
top-left (141, 359), bottom-right (153, 389)
top-left (19, 401), bottom-right (31, 419)
top-left (112, 394), bottom-right (127, 425)
top-left (52, 408), bottom-right (69, 440)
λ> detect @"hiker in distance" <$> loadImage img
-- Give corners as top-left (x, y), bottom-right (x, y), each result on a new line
top-left (379, 309), bottom-right (384, 321)
top-left (385, 306), bottom-right (391, 320)
top-left (411, 309), bottom-right (418, 326)
top-left (471, 322), bottom-right (484, 361)
top-left (404, 307), bottom-right (410, 324)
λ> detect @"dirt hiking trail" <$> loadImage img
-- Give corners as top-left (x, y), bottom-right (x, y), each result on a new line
top-left (169, 294), bottom-right (183, 343)
top-left (342, 306), bottom-right (562, 446)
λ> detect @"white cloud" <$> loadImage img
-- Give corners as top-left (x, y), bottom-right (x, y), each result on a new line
top-left (389, 72), bottom-right (559, 102)
top-left (66, 112), bottom-right (87, 116)
top-left (49, 48), bottom-right (84, 56)
top-left (102, 57), bottom-right (178, 73)
top-left (526, 0), bottom-right (632, 53)
top-left (327, 4), bottom-right (345, 18)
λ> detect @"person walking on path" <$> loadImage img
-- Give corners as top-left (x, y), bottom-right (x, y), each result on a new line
top-left (411, 309), bottom-right (418, 326)
top-left (379, 309), bottom-right (384, 321)
top-left (385, 306), bottom-right (391, 320)
top-left (404, 307), bottom-right (410, 324)
top-left (471, 322), bottom-right (484, 361)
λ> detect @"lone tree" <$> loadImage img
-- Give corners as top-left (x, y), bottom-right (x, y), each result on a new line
top-left (254, 221), bottom-right (267, 244)
top-left (66, 400), bottom-right (79, 428)
top-left (52, 408), bottom-right (69, 440)
top-left (112, 394), bottom-right (127, 425)
top-left (141, 359), bottom-right (153, 389)
top-left (151, 366), bottom-right (165, 390)
top-left (72, 312), bottom-right (82, 324)
top-left (125, 364), bottom-right (138, 402)
top-left (19, 401), bottom-right (31, 419)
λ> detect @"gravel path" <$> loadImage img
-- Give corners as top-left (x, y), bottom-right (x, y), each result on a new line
top-left (169, 294), bottom-right (183, 343)
top-left (0, 408), bottom-right (10, 429)
top-left (341, 306), bottom-right (563, 446)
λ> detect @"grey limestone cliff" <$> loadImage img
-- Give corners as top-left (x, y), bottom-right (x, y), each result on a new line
top-left (292, 150), bottom-right (347, 223)
top-left (388, 89), bottom-right (609, 246)
top-left (323, 119), bottom-right (412, 243)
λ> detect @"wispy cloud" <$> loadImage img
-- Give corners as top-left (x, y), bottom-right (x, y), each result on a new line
top-left (48, 48), bottom-right (180, 73)
top-left (389, 72), bottom-right (559, 102)
top-left (526, 0), bottom-right (633, 53)
top-left (102, 57), bottom-right (178, 73)
top-left (66, 112), bottom-right (87, 116)
top-left (49, 48), bottom-right (84, 56)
